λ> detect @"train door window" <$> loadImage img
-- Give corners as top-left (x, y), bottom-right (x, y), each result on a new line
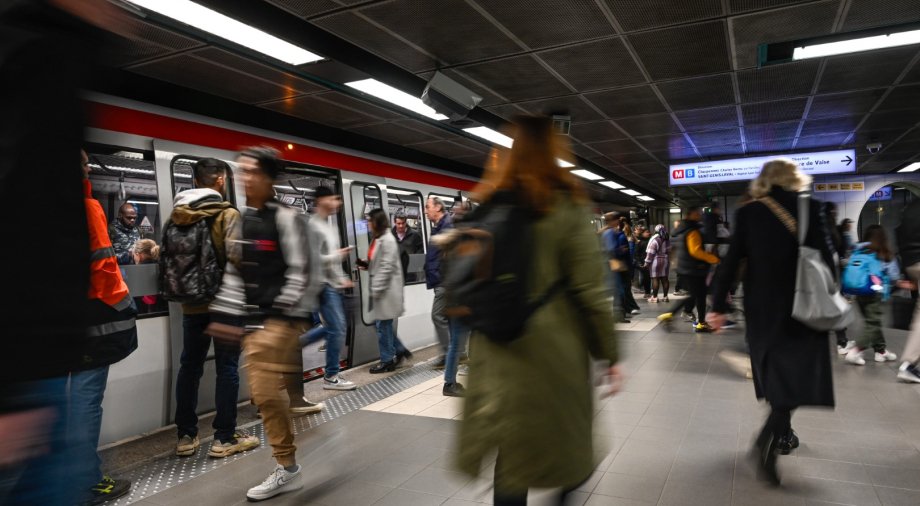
top-left (427, 192), bottom-right (472, 223)
top-left (388, 188), bottom-right (427, 285)
top-left (84, 145), bottom-right (167, 318)
top-left (169, 155), bottom-right (238, 206)
top-left (350, 183), bottom-right (383, 326)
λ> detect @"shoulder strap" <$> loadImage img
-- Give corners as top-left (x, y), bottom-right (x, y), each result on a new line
top-left (797, 193), bottom-right (810, 246)
top-left (757, 196), bottom-right (797, 238)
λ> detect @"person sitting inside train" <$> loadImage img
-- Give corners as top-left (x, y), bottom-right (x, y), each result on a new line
top-left (110, 202), bottom-right (140, 264)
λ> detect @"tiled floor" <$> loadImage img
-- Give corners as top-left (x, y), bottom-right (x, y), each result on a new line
top-left (133, 298), bottom-right (920, 505)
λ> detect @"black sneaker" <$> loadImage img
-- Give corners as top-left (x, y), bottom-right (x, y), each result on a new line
top-left (443, 382), bottom-right (465, 397)
top-left (369, 360), bottom-right (396, 374)
top-left (82, 476), bottom-right (131, 505)
top-left (432, 355), bottom-right (446, 369)
top-left (776, 430), bottom-right (800, 455)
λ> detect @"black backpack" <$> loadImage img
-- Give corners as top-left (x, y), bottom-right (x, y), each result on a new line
top-left (442, 191), bottom-right (563, 344)
top-left (159, 216), bottom-right (222, 304)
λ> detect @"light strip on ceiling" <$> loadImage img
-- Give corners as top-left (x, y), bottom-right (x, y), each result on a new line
top-left (637, 196), bottom-right (654, 201)
top-left (670, 208), bottom-right (681, 213)
top-left (620, 189), bottom-right (641, 196)
top-left (463, 126), bottom-right (575, 167)
top-left (387, 189), bottom-right (418, 195)
top-left (127, 200), bottom-right (159, 206)
top-left (599, 181), bottom-right (625, 189)
top-left (127, 0), bottom-right (323, 65)
top-left (793, 29), bottom-right (920, 60)
top-left (898, 162), bottom-right (920, 173)
top-left (347, 79), bottom-right (448, 120)
top-left (557, 159), bottom-right (575, 168)
top-left (570, 169), bottom-right (604, 181)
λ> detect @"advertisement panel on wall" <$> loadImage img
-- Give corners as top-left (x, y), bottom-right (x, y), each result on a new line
top-left (669, 149), bottom-right (856, 186)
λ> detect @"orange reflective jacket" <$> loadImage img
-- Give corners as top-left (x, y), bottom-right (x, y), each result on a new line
top-left (84, 179), bottom-right (130, 307)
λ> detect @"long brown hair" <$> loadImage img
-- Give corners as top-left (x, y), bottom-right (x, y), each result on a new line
top-left (473, 116), bottom-right (587, 216)
top-left (863, 224), bottom-right (893, 262)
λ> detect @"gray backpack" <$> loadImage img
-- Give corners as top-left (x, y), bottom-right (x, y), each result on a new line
top-left (159, 217), bottom-right (222, 304)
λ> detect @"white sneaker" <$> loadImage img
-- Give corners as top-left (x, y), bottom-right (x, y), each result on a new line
top-left (246, 464), bottom-right (303, 501)
top-left (897, 362), bottom-right (920, 383)
top-left (845, 348), bottom-right (866, 366)
top-left (323, 374), bottom-right (357, 391)
top-left (837, 340), bottom-right (856, 355)
top-left (875, 350), bottom-right (898, 362)
top-left (289, 397), bottom-right (324, 415)
top-left (630, 309), bottom-right (641, 315)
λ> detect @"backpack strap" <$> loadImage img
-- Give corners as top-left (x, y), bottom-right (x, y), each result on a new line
top-left (797, 193), bottom-right (810, 246)
top-left (757, 196), bottom-right (797, 238)
top-left (524, 277), bottom-right (566, 319)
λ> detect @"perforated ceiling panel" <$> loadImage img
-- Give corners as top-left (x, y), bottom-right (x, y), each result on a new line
top-left (688, 128), bottom-right (743, 147)
top-left (265, 0), bottom-right (340, 18)
top-left (877, 85), bottom-right (920, 111)
top-left (109, 18), bottom-right (204, 68)
top-left (605, 0), bottom-right (723, 32)
top-left (676, 106), bottom-right (740, 132)
top-left (729, 0), bottom-right (840, 69)
top-left (628, 21), bottom-right (732, 80)
top-left (741, 98), bottom-right (808, 124)
top-left (808, 89), bottom-right (886, 118)
top-left (728, 0), bottom-right (822, 14)
top-left (313, 12), bottom-right (437, 72)
top-left (260, 93), bottom-right (388, 127)
top-left (473, 0), bottom-right (614, 49)
top-left (585, 138), bottom-right (647, 157)
top-left (347, 121), bottom-right (442, 145)
top-left (455, 55), bottom-right (572, 101)
top-left (800, 116), bottom-right (863, 136)
top-left (616, 113), bottom-right (682, 137)
top-left (569, 122), bottom-right (630, 143)
top-left (817, 46), bottom-right (919, 93)
top-left (537, 37), bottom-right (646, 91)
top-left (514, 95), bottom-right (604, 123)
top-left (737, 60), bottom-right (820, 102)
top-left (584, 86), bottom-right (668, 119)
top-left (656, 74), bottom-right (736, 110)
top-left (193, 47), bottom-right (324, 95)
top-left (841, 0), bottom-right (920, 30)
top-left (638, 134), bottom-right (696, 153)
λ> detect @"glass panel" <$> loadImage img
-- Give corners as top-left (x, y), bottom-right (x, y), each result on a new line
top-left (351, 183), bottom-right (382, 325)
top-left (169, 155), bottom-right (238, 206)
top-left (85, 147), bottom-right (167, 318)
top-left (388, 188), bottom-right (426, 285)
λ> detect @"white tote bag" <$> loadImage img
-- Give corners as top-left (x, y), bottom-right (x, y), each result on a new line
top-left (759, 194), bottom-right (853, 332)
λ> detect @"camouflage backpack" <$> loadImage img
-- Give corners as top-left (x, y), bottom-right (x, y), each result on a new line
top-left (159, 216), bottom-right (222, 304)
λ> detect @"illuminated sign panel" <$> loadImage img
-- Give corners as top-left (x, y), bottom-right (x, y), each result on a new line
top-left (669, 149), bottom-right (856, 186)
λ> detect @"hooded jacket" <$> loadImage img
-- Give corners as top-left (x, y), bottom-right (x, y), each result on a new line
top-left (673, 219), bottom-right (719, 276)
top-left (168, 188), bottom-right (240, 314)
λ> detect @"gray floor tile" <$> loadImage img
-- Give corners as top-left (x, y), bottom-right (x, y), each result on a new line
top-left (789, 457), bottom-right (872, 485)
top-left (875, 485), bottom-right (920, 506)
top-left (374, 488), bottom-right (447, 506)
top-left (865, 464), bottom-right (920, 490)
top-left (311, 479), bottom-right (393, 506)
top-left (584, 495), bottom-right (654, 506)
top-left (658, 480), bottom-right (732, 506)
top-left (400, 466), bottom-right (472, 497)
top-left (442, 499), bottom-right (482, 506)
top-left (782, 475), bottom-right (881, 506)
top-left (592, 472), bottom-right (665, 503)
top-left (354, 461), bottom-right (425, 487)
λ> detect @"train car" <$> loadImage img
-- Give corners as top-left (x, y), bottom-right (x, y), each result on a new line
top-left (83, 93), bottom-right (476, 446)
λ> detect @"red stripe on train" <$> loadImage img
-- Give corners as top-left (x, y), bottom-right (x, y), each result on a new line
top-left (87, 102), bottom-right (477, 191)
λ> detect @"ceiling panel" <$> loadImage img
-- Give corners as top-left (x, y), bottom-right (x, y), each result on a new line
top-left (347, 121), bottom-right (443, 145)
top-left (454, 55), bottom-right (572, 101)
top-left (616, 113), bottom-right (682, 137)
top-left (110, 18), bottom-right (205, 67)
top-left (743, 121), bottom-right (801, 141)
top-left (628, 21), bottom-right (732, 80)
top-left (698, 144), bottom-right (746, 156)
top-left (799, 115), bottom-right (863, 136)
top-left (408, 140), bottom-right (484, 158)
top-left (728, 0), bottom-right (823, 14)
top-left (741, 98), bottom-right (808, 124)
top-left (265, 0), bottom-right (340, 18)
top-left (795, 133), bottom-right (850, 148)
top-left (609, 151), bottom-right (660, 165)
top-left (902, 62), bottom-right (920, 84)
top-left (688, 128), bottom-right (743, 147)
top-left (260, 92), bottom-right (388, 127)
top-left (569, 122), bottom-right (630, 143)
top-left (656, 73), bottom-right (736, 110)
top-left (676, 106), bottom-right (740, 132)
top-left (484, 103), bottom-right (529, 121)
top-left (583, 85), bottom-right (668, 118)
top-left (730, 0), bottom-right (840, 69)
top-left (537, 38), bottom-right (646, 92)
top-left (584, 138), bottom-right (648, 157)
top-left (570, 142), bottom-right (604, 159)
top-left (737, 60), bottom-right (820, 102)
top-left (193, 47), bottom-right (324, 95)
top-left (862, 109), bottom-right (920, 130)
top-left (513, 95), bottom-right (604, 123)
top-left (358, 0), bottom-right (521, 65)
top-left (313, 12), bottom-right (437, 72)
top-left (876, 84), bottom-right (920, 112)
top-left (747, 137), bottom-right (795, 152)
top-left (841, 0), bottom-right (920, 30)
top-left (808, 89), bottom-right (887, 118)
top-left (605, 0), bottom-right (722, 32)
top-left (849, 128), bottom-right (908, 147)
top-left (818, 46), bottom-right (920, 93)
top-left (474, 0), bottom-right (615, 49)
top-left (392, 119), bottom-right (455, 140)
top-left (636, 134), bottom-right (696, 153)
top-left (653, 147), bottom-right (700, 161)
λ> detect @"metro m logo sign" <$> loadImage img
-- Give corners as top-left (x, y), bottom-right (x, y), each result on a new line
top-left (672, 169), bottom-right (684, 180)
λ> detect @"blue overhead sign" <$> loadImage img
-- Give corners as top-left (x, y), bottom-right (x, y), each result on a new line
top-left (669, 149), bottom-right (856, 186)
top-left (870, 186), bottom-right (892, 201)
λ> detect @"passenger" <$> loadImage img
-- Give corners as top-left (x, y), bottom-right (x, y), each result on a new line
top-left (133, 238), bottom-right (161, 307)
top-left (708, 158), bottom-right (836, 485)
top-left (361, 209), bottom-right (410, 372)
top-left (618, 216), bottom-right (641, 315)
top-left (164, 158), bottom-right (260, 459)
top-left (635, 226), bottom-right (652, 299)
top-left (299, 186), bottom-right (358, 391)
top-left (645, 224), bottom-right (671, 303)
top-left (424, 196), bottom-right (456, 367)
top-left (110, 202), bottom-right (140, 264)
top-left (672, 219), bottom-right (686, 296)
top-left (392, 213), bottom-right (423, 281)
top-left (702, 201), bottom-right (724, 251)
top-left (76, 149), bottom-right (138, 504)
top-left (843, 225), bottom-right (905, 365)
top-left (839, 218), bottom-right (855, 256)
top-left (658, 206), bottom-right (719, 332)
top-left (896, 197), bottom-right (920, 383)
top-left (456, 116), bottom-right (623, 506)
top-left (601, 212), bottom-right (629, 323)
top-left (824, 202), bottom-right (853, 354)
top-left (208, 147), bottom-right (316, 501)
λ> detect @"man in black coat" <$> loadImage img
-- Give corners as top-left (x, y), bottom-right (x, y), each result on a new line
top-left (896, 198), bottom-right (920, 383)
top-left (392, 213), bottom-right (423, 283)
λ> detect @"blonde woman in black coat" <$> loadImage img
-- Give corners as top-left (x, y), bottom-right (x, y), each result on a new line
top-left (708, 159), bottom-right (837, 485)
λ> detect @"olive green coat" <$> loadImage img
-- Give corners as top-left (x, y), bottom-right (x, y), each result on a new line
top-left (455, 195), bottom-right (619, 492)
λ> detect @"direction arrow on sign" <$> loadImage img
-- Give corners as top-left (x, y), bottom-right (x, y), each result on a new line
top-left (842, 155), bottom-right (853, 166)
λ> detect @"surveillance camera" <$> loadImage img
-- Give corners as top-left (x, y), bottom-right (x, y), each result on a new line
top-left (867, 142), bottom-right (882, 154)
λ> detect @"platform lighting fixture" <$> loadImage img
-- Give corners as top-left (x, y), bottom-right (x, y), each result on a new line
top-left (463, 126), bottom-right (576, 167)
top-left (670, 208), bottom-right (682, 213)
top-left (387, 189), bottom-right (418, 196)
top-left (599, 181), bottom-right (625, 190)
top-left (792, 28), bottom-right (920, 60)
top-left (898, 162), bottom-right (920, 173)
top-left (346, 79), bottom-right (448, 120)
top-left (620, 189), bottom-right (641, 196)
top-left (570, 169), bottom-right (604, 181)
top-left (127, 200), bottom-right (159, 206)
top-left (637, 196), bottom-right (654, 201)
top-left (127, 0), bottom-right (323, 65)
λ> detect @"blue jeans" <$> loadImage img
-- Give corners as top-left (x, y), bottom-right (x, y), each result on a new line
top-left (175, 313), bottom-right (241, 443)
top-left (69, 365), bottom-right (110, 493)
top-left (444, 319), bottom-right (469, 384)
top-left (375, 319), bottom-right (408, 363)
top-left (300, 284), bottom-right (346, 377)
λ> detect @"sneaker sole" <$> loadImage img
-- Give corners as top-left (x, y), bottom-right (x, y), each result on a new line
top-left (246, 475), bottom-right (303, 502)
top-left (323, 383), bottom-right (358, 391)
top-left (208, 446), bottom-right (240, 458)
top-left (897, 372), bottom-right (920, 384)
top-left (176, 444), bottom-right (199, 457)
top-left (289, 406), bottom-right (324, 415)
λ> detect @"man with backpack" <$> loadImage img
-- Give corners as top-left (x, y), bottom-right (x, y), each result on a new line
top-left (161, 158), bottom-right (259, 459)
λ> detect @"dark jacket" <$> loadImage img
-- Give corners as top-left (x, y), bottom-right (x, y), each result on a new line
top-left (635, 237), bottom-right (650, 267)
top-left (711, 188), bottom-right (836, 408)
top-left (702, 210), bottom-right (723, 245)
top-left (672, 219), bottom-right (717, 276)
top-left (897, 198), bottom-right (920, 269)
top-left (393, 226), bottom-right (423, 277)
top-left (425, 214), bottom-right (453, 289)
top-left (0, 1), bottom-right (100, 387)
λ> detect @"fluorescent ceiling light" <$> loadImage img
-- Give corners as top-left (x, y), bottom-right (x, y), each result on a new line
top-left (88, 163), bottom-right (153, 175)
top-left (463, 126), bottom-right (513, 147)
top-left (128, 0), bottom-right (322, 65)
top-left (387, 189), bottom-right (418, 196)
top-left (571, 169), bottom-right (604, 181)
top-left (670, 208), bottom-right (681, 213)
top-left (556, 159), bottom-right (575, 168)
top-left (637, 196), bottom-right (654, 201)
top-left (127, 200), bottom-right (158, 206)
top-left (347, 79), bottom-right (448, 120)
top-left (898, 162), bottom-right (920, 173)
top-left (599, 181), bottom-right (625, 190)
top-left (620, 189), bottom-right (641, 196)
top-left (793, 29), bottom-right (920, 60)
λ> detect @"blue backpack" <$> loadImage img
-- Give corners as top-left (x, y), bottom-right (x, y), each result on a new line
top-left (842, 249), bottom-right (878, 296)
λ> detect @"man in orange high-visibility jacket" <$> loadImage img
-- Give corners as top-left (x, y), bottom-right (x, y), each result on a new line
top-left (73, 150), bottom-right (137, 505)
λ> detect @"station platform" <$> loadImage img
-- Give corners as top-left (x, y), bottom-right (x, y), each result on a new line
top-left (104, 298), bottom-right (920, 506)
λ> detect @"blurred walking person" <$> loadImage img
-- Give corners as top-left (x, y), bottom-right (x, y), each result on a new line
top-left (645, 224), bottom-right (671, 303)
top-left (896, 198), bottom-right (920, 383)
top-left (658, 207), bottom-right (719, 332)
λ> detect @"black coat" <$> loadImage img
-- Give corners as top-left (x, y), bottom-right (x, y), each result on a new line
top-left (897, 199), bottom-right (920, 268)
top-left (712, 188), bottom-right (836, 408)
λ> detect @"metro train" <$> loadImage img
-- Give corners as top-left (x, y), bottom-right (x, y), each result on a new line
top-left (82, 93), bottom-right (478, 446)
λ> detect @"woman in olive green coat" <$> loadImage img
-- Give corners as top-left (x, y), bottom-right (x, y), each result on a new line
top-left (454, 117), bottom-right (623, 505)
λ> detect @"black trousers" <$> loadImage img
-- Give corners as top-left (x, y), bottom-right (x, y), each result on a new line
top-left (619, 270), bottom-right (640, 312)
top-left (669, 274), bottom-right (707, 322)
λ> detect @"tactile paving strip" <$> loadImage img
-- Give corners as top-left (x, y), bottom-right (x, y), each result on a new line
top-left (110, 363), bottom-right (444, 504)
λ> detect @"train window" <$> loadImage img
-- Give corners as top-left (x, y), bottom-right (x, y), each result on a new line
top-left (350, 183), bottom-right (383, 326)
top-left (387, 188), bottom-right (427, 285)
top-left (85, 146), bottom-right (167, 318)
top-left (169, 155), bottom-right (238, 206)
top-left (427, 192), bottom-right (472, 221)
